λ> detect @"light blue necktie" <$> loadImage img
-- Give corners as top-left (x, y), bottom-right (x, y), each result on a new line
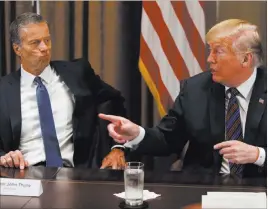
top-left (35, 77), bottom-right (63, 167)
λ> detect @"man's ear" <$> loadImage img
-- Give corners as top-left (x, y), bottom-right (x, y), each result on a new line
top-left (241, 53), bottom-right (253, 68)
top-left (12, 43), bottom-right (21, 57)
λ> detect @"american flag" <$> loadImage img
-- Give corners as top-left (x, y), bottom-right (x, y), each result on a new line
top-left (139, 0), bottom-right (206, 117)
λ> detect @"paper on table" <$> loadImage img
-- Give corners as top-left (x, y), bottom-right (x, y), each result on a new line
top-left (206, 192), bottom-right (266, 197)
top-left (202, 192), bottom-right (266, 209)
top-left (114, 190), bottom-right (161, 201)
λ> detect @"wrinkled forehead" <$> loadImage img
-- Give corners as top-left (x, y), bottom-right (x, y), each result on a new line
top-left (207, 37), bottom-right (234, 51)
top-left (19, 22), bottom-right (50, 41)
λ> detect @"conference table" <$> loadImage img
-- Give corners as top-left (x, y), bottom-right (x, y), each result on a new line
top-left (0, 166), bottom-right (266, 209)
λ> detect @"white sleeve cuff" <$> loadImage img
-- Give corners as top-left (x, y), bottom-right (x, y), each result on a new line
top-left (111, 145), bottom-right (125, 150)
top-left (124, 126), bottom-right (145, 150)
top-left (254, 147), bottom-right (266, 166)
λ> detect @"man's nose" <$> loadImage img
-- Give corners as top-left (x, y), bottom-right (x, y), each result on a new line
top-left (39, 41), bottom-right (49, 51)
top-left (207, 52), bottom-right (215, 63)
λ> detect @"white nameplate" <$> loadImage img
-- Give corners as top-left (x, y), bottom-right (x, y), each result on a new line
top-left (0, 178), bottom-right (43, 196)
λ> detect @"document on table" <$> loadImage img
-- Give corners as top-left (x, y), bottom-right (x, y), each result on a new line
top-left (202, 192), bottom-right (267, 208)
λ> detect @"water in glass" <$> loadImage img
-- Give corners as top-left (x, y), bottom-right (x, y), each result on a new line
top-left (124, 162), bottom-right (144, 206)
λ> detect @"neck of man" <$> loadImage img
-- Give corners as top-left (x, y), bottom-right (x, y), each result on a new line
top-left (21, 63), bottom-right (46, 76)
top-left (227, 67), bottom-right (255, 87)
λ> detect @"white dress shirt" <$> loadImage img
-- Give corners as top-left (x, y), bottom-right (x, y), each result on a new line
top-left (220, 68), bottom-right (265, 173)
top-left (124, 69), bottom-right (265, 173)
top-left (19, 65), bottom-right (75, 166)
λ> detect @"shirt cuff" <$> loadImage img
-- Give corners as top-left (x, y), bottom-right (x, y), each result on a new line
top-left (254, 147), bottom-right (266, 166)
top-left (124, 126), bottom-right (145, 150)
top-left (111, 145), bottom-right (125, 150)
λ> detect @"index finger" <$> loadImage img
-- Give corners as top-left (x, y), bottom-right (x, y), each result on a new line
top-left (214, 141), bottom-right (235, 150)
top-left (15, 150), bottom-right (25, 170)
top-left (98, 114), bottom-right (123, 124)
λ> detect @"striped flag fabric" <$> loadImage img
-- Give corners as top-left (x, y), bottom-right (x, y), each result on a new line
top-left (139, 0), bottom-right (206, 117)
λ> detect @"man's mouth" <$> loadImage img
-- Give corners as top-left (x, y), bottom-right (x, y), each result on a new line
top-left (210, 65), bottom-right (216, 71)
top-left (211, 69), bottom-right (219, 75)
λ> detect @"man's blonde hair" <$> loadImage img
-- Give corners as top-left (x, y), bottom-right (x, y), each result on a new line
top-left (206, 19), bottom-right (263, 67)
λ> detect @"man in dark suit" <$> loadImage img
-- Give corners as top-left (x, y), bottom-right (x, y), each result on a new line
top-left (0, 12), bottom-right (125, 169)
top-left (100, 19), bottom-right (266, 178)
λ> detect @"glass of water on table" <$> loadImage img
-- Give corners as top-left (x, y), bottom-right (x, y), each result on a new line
top-left (124, 162), bottom-right (144, 206)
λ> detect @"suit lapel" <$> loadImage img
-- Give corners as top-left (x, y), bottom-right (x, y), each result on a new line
top-left (209, 81), bottom-right (225, 144)
top-left (244, 68), bottom-right (266, 144)
top-left (50, 61), bottom-right (93, 144)
top-left (50, 61), bottom-right (92, 97)
top-left (6, 70), bottom-right (22, 148)
top-left (209, 81), bottom-right (225, 171)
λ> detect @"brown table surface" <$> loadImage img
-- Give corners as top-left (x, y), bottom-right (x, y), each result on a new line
top-left (0, 167), bottom-right (266, 209)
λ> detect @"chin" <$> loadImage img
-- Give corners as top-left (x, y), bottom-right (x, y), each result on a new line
top-left (212, 74), bottom-right (222, 84)
top-left (212, 74), bottom-right (218, 82)
top-left (40, 60), bottom-right (49, 67)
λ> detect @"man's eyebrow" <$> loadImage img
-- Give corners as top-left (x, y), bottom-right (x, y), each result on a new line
top-left (210, 44), bottom-right (225, 50)
top-left (28, 36), bottom-right (51, 42)
top-left (28, 39), bottom-right (39, 43)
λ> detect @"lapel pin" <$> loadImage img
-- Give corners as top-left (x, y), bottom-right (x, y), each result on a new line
top-left (259, 98), bottom-right (264, 104)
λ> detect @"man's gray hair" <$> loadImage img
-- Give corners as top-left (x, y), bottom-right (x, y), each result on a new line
top-left (10, 12), bottom-right (48, 45)
top-left (232, 27), bottom-right (264, 68)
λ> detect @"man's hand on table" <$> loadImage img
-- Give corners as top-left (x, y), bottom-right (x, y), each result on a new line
top-left (101, 148), bottom-right (126, 170)
top-left (0, 150), bottom-right (29, 169)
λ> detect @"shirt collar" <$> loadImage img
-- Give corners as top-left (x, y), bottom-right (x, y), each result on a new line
top-left (21, 64), bottom-right (53, 85)
top-left (225, 68), bottom-right (257, 100)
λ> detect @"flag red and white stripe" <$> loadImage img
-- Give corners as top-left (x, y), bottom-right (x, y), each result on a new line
top-left (139, 0), bottom-right (206, 117)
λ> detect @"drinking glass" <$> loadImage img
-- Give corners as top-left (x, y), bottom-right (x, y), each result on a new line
top-left (124, 162), bottom-right (144, 206)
